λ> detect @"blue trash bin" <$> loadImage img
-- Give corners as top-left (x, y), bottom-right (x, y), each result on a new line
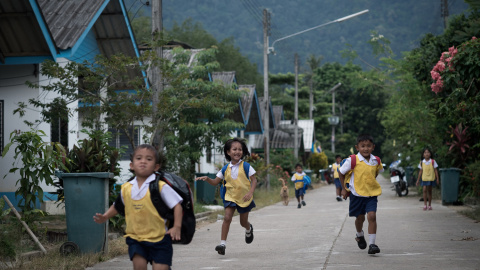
top-left (439, 168), bottom-right (461, 205)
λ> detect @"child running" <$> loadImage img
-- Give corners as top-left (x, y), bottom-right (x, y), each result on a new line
top-left (291, 163), bottom-right (307, 208)
top-left (332, 155), bottom-right (343, 202)
top-left (94, 144), bottom-right (183, 270)
top-left (339, 134), bottom-right (384, 255)
top-left (416, 147), bottom-right (440, 210)
top-left (195, 138), bottom-right (257, 255)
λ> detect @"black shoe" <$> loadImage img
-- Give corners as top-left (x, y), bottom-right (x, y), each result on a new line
top-left (215, 244), bottom-right (226, 255)
top-left (368, 244), bottom-right (380, 254)
top-left (301, 200), bottom-right (306, 206)
top-left (245, 224), bottom-right (254, 244)
top-left (297, 203), bottom-right (301, 208)
top-left (336, 196), bottom-right (343, 202)
top-left (356, 235), bottom-right (367, 250)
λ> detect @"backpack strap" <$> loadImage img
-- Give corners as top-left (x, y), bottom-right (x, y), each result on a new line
top-left (114, 194), bottom-right (125, 216)
top-left (243, 161), bottom-right (250, 180)
top-left (374, 156), bottom-right (381, 166)
top-left (350, 154), bottom-right (357, 169)
top-left (149, 172), bottom-right (170, 221)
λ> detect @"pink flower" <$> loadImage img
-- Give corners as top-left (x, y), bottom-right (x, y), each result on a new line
top-left (472, 36), bottom-right (477, 40)
top-left (448, 46), bottom-right (457, 57)
top-left (440, 52), bottom-right (449, 61)
top-left (430, 70), bottom-right (440, 81)
top-left (431, 78), bottom-right (443, 94)
top-left (434, 61), bottom-right (445, 72)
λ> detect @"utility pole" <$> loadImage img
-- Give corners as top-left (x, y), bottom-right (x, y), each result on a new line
top-left (294, 53), bottom-right (299, 159)
top-left (441, 0), bottom-right (449, 29)
top-left (151, 0), bottom-right (163, 149)
top-left (263, 9), bottom-right (271, 189)
top-left (309, 80), bottom-right (313, 119)
top-left (331, 88), bottom-right (336, 153)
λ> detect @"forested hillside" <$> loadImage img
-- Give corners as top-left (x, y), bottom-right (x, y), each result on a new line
top-left (127, 0), bottom-right (469, 73)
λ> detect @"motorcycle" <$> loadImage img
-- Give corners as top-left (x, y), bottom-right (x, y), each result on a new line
top-left (389, 160), bottom-right (409, 197)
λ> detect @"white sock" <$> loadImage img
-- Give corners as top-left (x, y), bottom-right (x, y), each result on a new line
top-left (356, 231), bottom-right (364, 237)
top-left (369, 234), bottom-right (376, 245)
top-left (220, 240), bottom-right (226, 246)
top-left (245, 226), bottom-right (251, 233)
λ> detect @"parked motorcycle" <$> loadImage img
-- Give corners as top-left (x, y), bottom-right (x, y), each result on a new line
top-left (389, 160), bottom-right (409, 197)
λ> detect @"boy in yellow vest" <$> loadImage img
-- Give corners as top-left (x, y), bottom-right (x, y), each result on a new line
top-left (339, 135), bottom-right (384, 255)
top-left (332, 155), bottom-right (343, 202)
top-left (94, 144), bottom-right (183, 270)
top-left (291, 163), bottom-right (307, 208)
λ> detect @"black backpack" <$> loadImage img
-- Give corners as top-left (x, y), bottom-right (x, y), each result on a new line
top-left (114, 171), bottom-right (196, 244)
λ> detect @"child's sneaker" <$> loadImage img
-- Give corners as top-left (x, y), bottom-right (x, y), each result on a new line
top-left (301, 200), bottom-right (306, 206)
top-left (428, 206), bottom-right (433, 210)
top-left (355, 235), bottom-right (367, 250)
top-left (368, 244), bottom-right (380, 254)
top-left (423, 205), bottom-right (427, 211)
top-left (245, 224), bottom-right (254, 244)
top-left (215, 244), bottom-right (226, 255)
top-left (297, 203), bottom-right (301, 208)
top-left (336, 196), bottom-right (343, 202)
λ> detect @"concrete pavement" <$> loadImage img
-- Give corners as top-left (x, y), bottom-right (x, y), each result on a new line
top-left (87, 175), bottom-right (480, 270)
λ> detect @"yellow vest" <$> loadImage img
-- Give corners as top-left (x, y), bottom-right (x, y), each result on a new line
top-left (294, 173), bottom-right (305, 190)
top-left (332, 163), bottom-right (340, 178)
top-left (224, 161), bottom-right (253, 207)
top-left (421, 161), bottom-right (435, 181)
top-left (122, 181), bottom-right (167, 242)
top-left (346, 156), bottom-right (382, 197)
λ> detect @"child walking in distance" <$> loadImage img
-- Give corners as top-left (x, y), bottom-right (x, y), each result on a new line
top-left (195, 138), bottom-right (257, 255)
top-left (94, 144), bottom-right (183, 270)
top-left (339, 134), bottom-right (384, 255)
top-left (416, 148), bottom-right (440, 210)
top-left (291, 163), bottom-right (307, 208)
top-left (332, 155), bottom-right (343, 202)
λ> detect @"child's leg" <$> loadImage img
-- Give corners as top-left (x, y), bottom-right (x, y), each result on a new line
top-left (336, 187), bottom-right (341, 196)
top-left (367, 211), bottom-right (377, 235)
top-left (221, 207), bottom-right (235, 241)
top-left (422, 186), bottom-right (428, 205)
top-left (132, 254), bottom-right (148, 270)
top-left (152, 262), bottom-right (170, 270)
top-left (355, 214), bottom-right (365, 234)
top-left (427, 186), bottom-right (433, 206)
top-left (239, 212), bottom-right (250, 230)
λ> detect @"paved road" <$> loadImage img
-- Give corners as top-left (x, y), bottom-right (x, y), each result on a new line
top-left (87, 175), bottom-right (480, 270)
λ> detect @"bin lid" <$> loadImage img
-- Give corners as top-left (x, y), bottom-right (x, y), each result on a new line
top-left (55, 171), bottom-right (114, 179)
top-left (439, 168), bottom-right (462, 172)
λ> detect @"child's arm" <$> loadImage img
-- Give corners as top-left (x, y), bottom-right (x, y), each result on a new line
top-left (339, 172), bottom-right (348, 199)
top-left (434, 168), bottom-right (440, 185)
top-left (416, 169), bottom-right (423, 186)
top-left (166, 203), bottom-right (182, 241)
top-left (93, 204), bottom-right (118, 224)
top-left (243, 174), bottom-right (258, 202)
top-left (195, 175), bottom-right (222, 186)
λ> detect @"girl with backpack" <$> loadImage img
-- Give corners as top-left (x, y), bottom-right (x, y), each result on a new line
top-left (195, 137), bottom-right (258, 255)
top-left (416, 147), bottom-right (440, 210)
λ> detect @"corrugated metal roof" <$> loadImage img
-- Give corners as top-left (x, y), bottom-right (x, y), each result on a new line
top-left (238, 84), bottom-right (262, 134)
top-left (37, 0), bottom-right (104, 50)
top-left (0, 0), bottom-right (51, 61)
top-left (211, 71), bottom-right (236, 85)
top-left (258, 97), bottom-right (275, 129)
top-left (273, 105), bottom-right (284, 127)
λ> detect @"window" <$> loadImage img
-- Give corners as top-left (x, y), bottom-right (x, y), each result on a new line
top-left (51, 116), bottom-right (68, 148)
top-left (0, 100), bottom-right (3, 155)
top-left (108, 126), bottom-right (140, 160)
top-left (206, 145), bottom-right (212, 163)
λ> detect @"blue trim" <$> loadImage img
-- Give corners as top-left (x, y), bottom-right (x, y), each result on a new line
top-left (118, 0), bottom-right (149, 88)
top-left (268, 99), bottom-right (276, 129)
top-left (70, 0), bottom-right (110, 57)
top-left (253, 90), bottom-right (264, 133)
top-left (1, 56), bottom-right (54, 65)
top-left (28, 0), bottom-right (57, 57)
top-left (1, 192), bottom-right (58, 212)
top-left (208, 73), bottom-right (212, 81)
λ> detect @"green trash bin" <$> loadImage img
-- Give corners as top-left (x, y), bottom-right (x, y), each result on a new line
top-left (56, 172), bottom-right (113, 254)
top-left (195, 173), bottom-right (217, 204)
top-left (318, 169), bottom-right (326, 181)
top-left (304, 169), bottom-right (313, 178)
top-left (439, 168), bottom-right (461, 205)
top-left (405, 166), bottom-right (415, 187)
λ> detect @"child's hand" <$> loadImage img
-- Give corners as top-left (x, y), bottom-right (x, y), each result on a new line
top-left (166, 226), bottom-right (181, 241)
top-left (93, 213), bottom-right (107, 224)
top-left (243, 192), bottom-right (253, 202)
top-left (195, 176), bottom-right (207, 181)
top-left (341, 189), bottom-right (348, 200)
top-left (416, 180), bottom-right (420, 186)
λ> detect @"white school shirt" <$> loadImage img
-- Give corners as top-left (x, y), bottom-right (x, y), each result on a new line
top-left (339, 153), bottom-right (384, 197)
top-left (418, 159), bottom-right (438, 169)
top-left (216, 160), bottom-right (257, 179)
top-left (291, 172), bottom-right (306, 182)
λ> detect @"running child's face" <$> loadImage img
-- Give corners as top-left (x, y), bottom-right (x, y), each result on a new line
top-left (130, 148), bottom-right (160, 178)
top-left (227, 141), bottom-right (243, 164)
top-left (336, 157), bottom-right (342, 164)
top-left (295, 166), bottom-right (303, 174)
top-left (355, 140), bottom-right (375, 160)
top-left (423, 150), bottom-right (431, 160)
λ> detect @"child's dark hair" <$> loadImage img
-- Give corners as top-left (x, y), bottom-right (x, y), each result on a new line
top-left (130, 144), bottom-right (158, 162)
top-left (421, 147), bottom-right (434, 160)
top-left (356, 134), bottom-right (374, 144)
top-left (295, 163), bottom-right (303, 169)
top-left (224, 137), bottom-right (250, 161)
top-left (335, 155), bottom-right (342, 159)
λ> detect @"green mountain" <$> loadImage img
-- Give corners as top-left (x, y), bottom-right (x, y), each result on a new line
top-left (128, 0), bottom-right (469, 73)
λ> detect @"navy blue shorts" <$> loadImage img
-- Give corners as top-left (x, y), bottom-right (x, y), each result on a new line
top-left (349, 195), bottom-right (378, 217)
top-left (224, 200), bottom-right (256, 214)
top-left (334, 178), bottom-right (342, 189)
top-left (295, 188), bottom-right (305, 198)
top-left (126, 235), bottom-right (172, 266)
top-left (421, 180), bottom-right (437, 187)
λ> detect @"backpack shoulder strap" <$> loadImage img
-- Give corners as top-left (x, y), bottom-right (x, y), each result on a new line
top-left (149, 173), bottom-right (169, 219)
top-left (431, 159), bottom-right (435, 167)
top-left (350, 155), bottom-right (357, 169)
top-left (243, 161), bottom-right (250, 180)
top-left (374, 156), bottom-right (381, 166)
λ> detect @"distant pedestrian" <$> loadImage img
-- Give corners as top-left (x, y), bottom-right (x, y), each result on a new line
top-left (332, 155), bottom-right (343, 202)
top-left (291, 163), bottom-right (308, 208)
top-left (416, 147), bottom-right (440, 210)
top-left (195, 137), bottom-right (257, 255)
top-left (339, 134), bottom-right (384, 255)
top-left (93, 144), bottom-right (183, 270)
